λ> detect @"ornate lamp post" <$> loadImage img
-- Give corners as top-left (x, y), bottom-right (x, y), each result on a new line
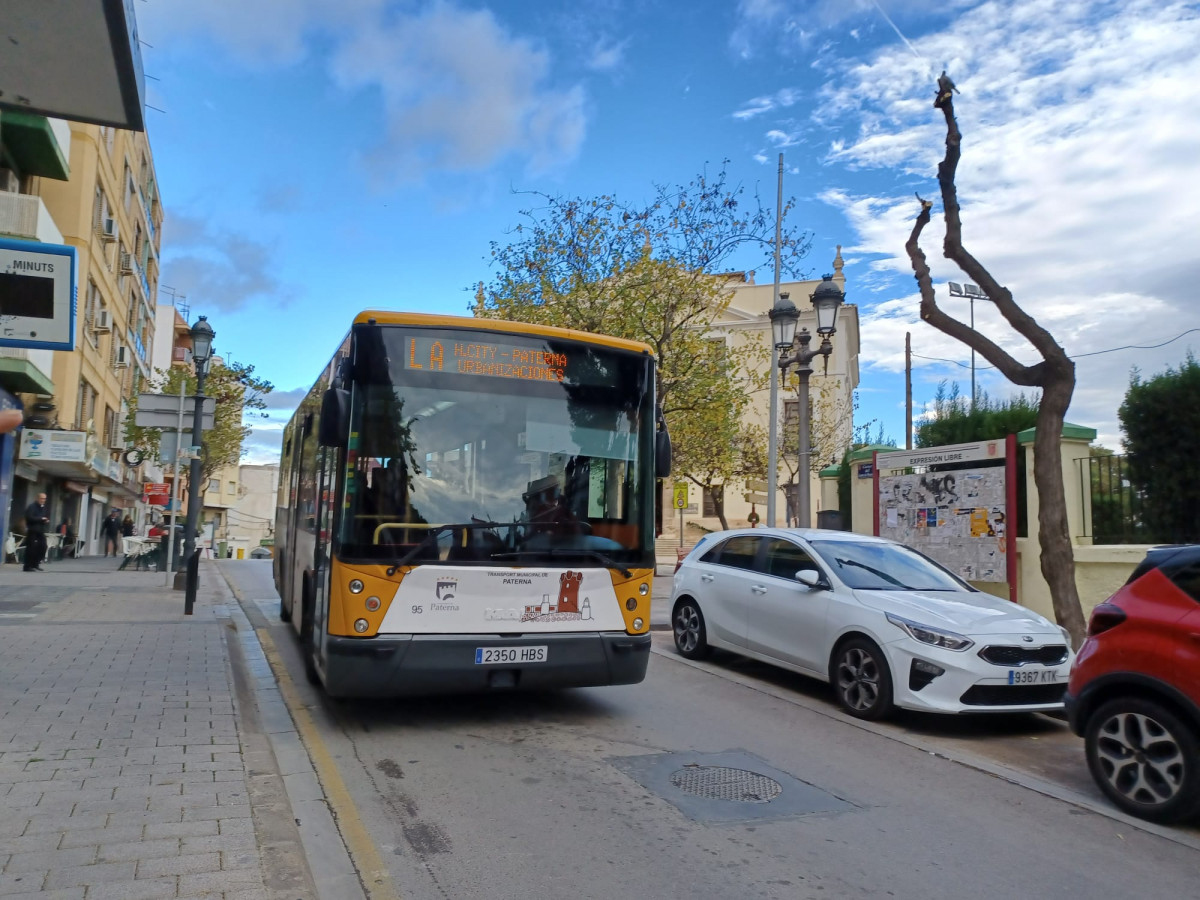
top-left (776, 275), bottom-right (844, 529)
top-left (182, 316), bottom-right (214, 613)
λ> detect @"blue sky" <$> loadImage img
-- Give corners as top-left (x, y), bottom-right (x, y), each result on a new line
top-left (135, 0), bottom-right (1200, 462)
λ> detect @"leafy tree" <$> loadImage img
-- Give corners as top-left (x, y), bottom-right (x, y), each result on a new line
top-left (1119, 354), bottom-right (1200, 542)
top-left (905, 80), bottom-right (1086, 645)
top-left (474, 165), bottom-right (810, 523)
top-left (125, 361), bottom-right (273, 486)
top-left (915, 381), bottom-right (1039, 447)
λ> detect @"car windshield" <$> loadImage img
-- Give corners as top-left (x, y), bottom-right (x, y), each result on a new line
top-left (808, 539), bottom-right (971, 592)
top-left (337, 326), bottom-right (655, 567)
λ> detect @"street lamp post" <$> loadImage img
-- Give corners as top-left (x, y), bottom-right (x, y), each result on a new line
top-left (773, 275), bottom-right (844, 529)
top-left (182, 315), bottom-right (214, 614)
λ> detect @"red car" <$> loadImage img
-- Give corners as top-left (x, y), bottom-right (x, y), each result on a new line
top-left (1065, 545), bottom-right (1200, 823)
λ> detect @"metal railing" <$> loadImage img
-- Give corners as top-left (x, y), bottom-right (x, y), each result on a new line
top-left (1080, 453), bottom-right (1200, 544)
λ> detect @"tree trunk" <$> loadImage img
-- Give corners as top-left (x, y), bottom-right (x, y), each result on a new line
top-left (709, 488), bottom-right (730, 531)
top-left (1033, 363), bottom-right (1088, 644)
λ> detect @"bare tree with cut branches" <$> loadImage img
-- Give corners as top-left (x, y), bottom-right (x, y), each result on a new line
top-left (905, 80), bottom-right (1086, 646)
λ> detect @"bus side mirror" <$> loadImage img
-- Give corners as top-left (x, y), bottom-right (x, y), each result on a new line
top-left (655, 425), bottom-right (672, 479)
top-left (318, 388), bottom-right (350, 448)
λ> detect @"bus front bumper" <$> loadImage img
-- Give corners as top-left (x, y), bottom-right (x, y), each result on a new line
top-left (320, 631), bottom-right (651, 698)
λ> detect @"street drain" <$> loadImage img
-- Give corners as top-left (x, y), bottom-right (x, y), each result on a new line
top-left (670, 766), bottom-right (782, 803)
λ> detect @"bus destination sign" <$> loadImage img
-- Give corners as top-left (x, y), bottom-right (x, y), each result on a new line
top-left (404, 336), bottom-right (569, 383)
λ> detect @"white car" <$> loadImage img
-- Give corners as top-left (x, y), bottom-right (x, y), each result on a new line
top-left (671, 528), bottom-right (1073, 719)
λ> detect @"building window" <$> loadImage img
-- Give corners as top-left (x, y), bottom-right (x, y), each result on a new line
top-left (228, 481), bottom-right (237, 495)
top-left (76, 379), bottom-right (96, 431)
top-left (209, 479), bottom-right (219, 493)
top-left (703, 485), bottom-right (724, 518)
top-left (124, 164), bottom-right (135, 210)
top-left (104, 406), bottom-right (118, 448)
top-left (783, 399), bottom-right (798, 425)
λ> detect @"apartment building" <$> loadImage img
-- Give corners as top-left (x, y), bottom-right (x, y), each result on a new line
top-left (664, 249), bottom-right (860, 537)
top-left (1, 112), bottom-right (163, 553)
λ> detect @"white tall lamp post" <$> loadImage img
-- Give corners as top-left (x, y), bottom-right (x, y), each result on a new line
top-left (777, 275), bottom-right (844, 529)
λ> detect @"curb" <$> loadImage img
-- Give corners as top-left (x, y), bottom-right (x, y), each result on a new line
top-left (210, 564), bottom-right (373, 900)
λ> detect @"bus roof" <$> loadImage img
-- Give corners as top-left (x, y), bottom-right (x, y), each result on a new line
top-left (351, 310), bottom-right (655, 357)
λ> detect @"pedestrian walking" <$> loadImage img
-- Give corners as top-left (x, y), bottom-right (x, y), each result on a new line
top-left (121, 515), bottom-right (134, 537)
top-left (57, 517), bottom-right (76, 558)
top-left (100, 509), bottom-right (122, 557)
top-left (23, 492), bottom-right (49, 572)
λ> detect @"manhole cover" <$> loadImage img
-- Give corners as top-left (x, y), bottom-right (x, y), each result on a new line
top-left (669, 766), bottom-right (783, 803)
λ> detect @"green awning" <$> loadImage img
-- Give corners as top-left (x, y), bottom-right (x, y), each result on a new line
top-left (0, 111), bottom-right (70, 181)
top-left (0, 356), bottom-right (55, 394)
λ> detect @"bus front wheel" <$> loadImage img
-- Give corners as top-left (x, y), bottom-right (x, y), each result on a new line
top-left (300, 572), bottom-right (320, 686)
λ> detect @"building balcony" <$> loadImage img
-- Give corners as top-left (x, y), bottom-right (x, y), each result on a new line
top-left (0, 347), bottom-right (55, 395)
top-left (0, 190), bottom-right (64, 243)
top-left (0, 112), bottom-right (70, 181)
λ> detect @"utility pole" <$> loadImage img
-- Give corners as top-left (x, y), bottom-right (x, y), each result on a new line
top-left (905, 332), bottom-right (913, 449)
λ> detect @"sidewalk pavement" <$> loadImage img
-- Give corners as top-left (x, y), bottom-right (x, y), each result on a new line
top-left (0, 556), bottom-right (345, 900)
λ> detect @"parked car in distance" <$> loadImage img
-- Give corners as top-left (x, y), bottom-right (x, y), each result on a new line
top-left (671, 528), bottom-right (1074, 719)
top-left (249, 546), bottom-right (272, 559)
top-left (1065, 545), bottom-right (1200, 824)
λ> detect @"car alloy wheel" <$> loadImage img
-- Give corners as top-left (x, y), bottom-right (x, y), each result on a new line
top-left (1085, 697), bottom-right (1200, 823)
top-left (833, 638), bottom-right (893, 720)
top-left (673, 599), bottom-right (711, 660)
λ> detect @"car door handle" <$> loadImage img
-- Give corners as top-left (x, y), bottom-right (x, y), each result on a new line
top-left (751, 585), bottom-right (767, 594)
top-left (700, 574), bottom-right (715, 583)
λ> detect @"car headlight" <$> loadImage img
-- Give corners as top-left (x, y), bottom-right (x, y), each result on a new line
top-left (886, 613), bottom-right (974, 651)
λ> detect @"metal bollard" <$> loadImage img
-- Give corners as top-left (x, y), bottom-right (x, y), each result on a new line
top-left (184, 549), bottom-right (200, 615)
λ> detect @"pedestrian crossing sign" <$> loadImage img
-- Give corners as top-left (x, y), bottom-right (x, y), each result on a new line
top-left (673, 483), bottom-right (688, 509)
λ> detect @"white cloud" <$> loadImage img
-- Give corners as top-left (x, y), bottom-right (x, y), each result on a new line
top-left (815, 0), bottom-right (1200, 447)
top-left (141, 1), bottom-right (586, 180)
top-left (587, 36), bottom-right (631, 72)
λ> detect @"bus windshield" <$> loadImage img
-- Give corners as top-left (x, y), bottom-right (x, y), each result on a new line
top-left (338, 325), bottom-right (654, 567)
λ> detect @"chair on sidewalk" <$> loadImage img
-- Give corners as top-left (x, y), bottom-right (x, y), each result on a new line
top-left (118, 536), bottom-right (155, 571)
top-left (4, 533), bottom-right (25, 566)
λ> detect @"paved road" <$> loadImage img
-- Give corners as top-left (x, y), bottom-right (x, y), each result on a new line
top-left (222, 560), bottom-right (1200, 900)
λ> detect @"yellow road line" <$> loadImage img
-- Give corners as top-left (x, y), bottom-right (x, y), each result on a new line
top-left (256, 627), bottom-right (401, 900)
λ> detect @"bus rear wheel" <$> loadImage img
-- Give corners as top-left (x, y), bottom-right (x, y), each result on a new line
top-left (300, 572), bottom-right (320, 686)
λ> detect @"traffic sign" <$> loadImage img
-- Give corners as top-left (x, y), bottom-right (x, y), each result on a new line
top-left (746, 479), bottom-right (769, 493)
top-left (673, 483), bottom-right (689, 509)
top-left (743, 492), bottom-right (769, 505)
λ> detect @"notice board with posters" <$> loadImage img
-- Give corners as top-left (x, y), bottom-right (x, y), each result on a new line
top-left (874, 439), bottom-right (1016, 599)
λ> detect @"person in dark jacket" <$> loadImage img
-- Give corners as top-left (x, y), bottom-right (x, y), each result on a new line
top-left (100, 510), bottom-right (122, 557)
top-left (120, 515), bottom-right (134, 537)
top-left (23, 492), bottom-right (49, 572)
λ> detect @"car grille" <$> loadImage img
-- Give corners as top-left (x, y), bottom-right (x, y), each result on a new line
top-left (978, 644), bottom-right (1069, 666)
top-left (959, 684), bottom-right (1067, 707)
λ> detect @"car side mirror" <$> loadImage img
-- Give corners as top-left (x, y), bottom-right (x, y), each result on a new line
top-left (796, 569), bottom-right (827, 590)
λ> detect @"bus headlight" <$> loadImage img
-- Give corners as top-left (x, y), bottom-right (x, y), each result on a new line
top-left (353, 618), bottom-right (369, 633)
top-left (633, 617), bottom-right (644, 630)
top-left (639, 583), bottom-right (650, 596)
top-left (349, 579), bottom-right (364, 594)
top-left (365, 596), bottom-right (381, 611)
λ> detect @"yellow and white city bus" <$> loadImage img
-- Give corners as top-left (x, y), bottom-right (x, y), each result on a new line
top-left (274, 312), bottom-right (669, 697)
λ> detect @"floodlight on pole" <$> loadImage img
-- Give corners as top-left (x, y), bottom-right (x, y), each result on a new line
top-left (947, 281), bottom-right (988, 409)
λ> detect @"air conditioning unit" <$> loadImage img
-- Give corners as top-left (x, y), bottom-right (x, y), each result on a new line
top-left (115, 346), bottom-right (130, 368)
top-left (119, 252), bottom-right (134, 275)
top-left (0, 168), bottom-right (18, 193)
top-left (95, 217), bottom-right (117, 242)
top-left (93, 310), bottom-right (112, 332)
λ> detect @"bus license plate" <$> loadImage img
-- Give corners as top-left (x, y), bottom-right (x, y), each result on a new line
top-left (1008, 668), bottom-right (1059, 685)
top-left (475, 646), bottom-right (548, 665)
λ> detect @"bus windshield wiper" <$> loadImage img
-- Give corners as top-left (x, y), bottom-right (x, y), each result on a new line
top-left (386, 521), bottom-right (505, 575)
top-left (491, 549), bottom-right (632, 579)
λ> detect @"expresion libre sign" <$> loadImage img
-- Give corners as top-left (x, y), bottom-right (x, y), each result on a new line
top-left (0, 238), bottom-right (77, 351)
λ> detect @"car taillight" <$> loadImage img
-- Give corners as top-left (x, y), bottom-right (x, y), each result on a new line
top-left (1087, 602), bottom-right (1127, 636)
